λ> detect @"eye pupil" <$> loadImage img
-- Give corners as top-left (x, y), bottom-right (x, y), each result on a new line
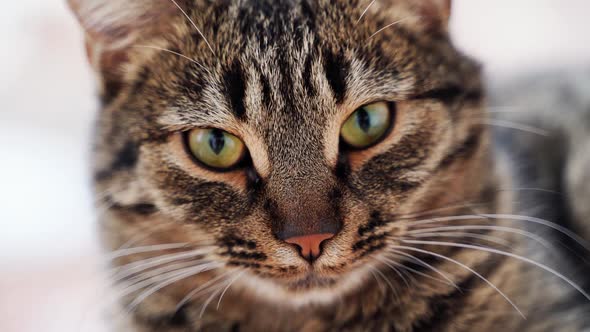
top-left (187, 128), bottom-right (246, 170)
top-left (356, 108), bottom-right (371, 133)
top-left (209, 129), bottom-right (226, 155)
top-left (340, 101), bottom-right (393, 149)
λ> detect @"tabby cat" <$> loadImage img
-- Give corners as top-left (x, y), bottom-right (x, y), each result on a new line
top-left (68, 0), bottom-right (590, 330)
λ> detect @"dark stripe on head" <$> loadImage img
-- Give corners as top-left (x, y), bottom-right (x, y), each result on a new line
top-left (300, 0), bottom-right (316, 30)
top-left (256, 64), bottom-right (273, 107)
top-left (129, 66), bottom-right (151, 97)
top-left (323, 49), bottom-right (348, 103)
top-left (277, 49), bottom-right (297, 110)
top-left (223, 61), bottom-right (248, 120)
top-left (303, 53), bottom-right (317, 97)
top-left (95, 140), bottom-right (139, 181)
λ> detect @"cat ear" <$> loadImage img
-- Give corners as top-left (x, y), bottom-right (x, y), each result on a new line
top-left (67, 0), bottom-right (182, 103)
top-left (376, 0), bottom-right (452, 33)
top-left (67, 0), bottom-right (181, 47)
top-left (408, 0), bottom-right (452, 31)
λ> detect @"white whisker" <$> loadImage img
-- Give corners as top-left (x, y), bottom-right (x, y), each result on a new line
top-left (106, 243), bottom-right (190, 260)
top-left (396, 201), bottom-right (493, 220)
top-left (117, 264), bottom-right (209, 299)
top-left (133, 45), bottom-right (207, 70)
top-left (199, 282), bottom-right (225, 318)
top-left (478, 119), bottom-right (550, 136)
top-left (119, 261), bottom-right (200, 289)
top-left (374, 256), bottom-right (411, 288)
top-left (216, 270), bottom-right (246, 310)
top-left (370, 264), bottom-right (401, 301)
top-left (369, 17), bottom-right (416, 39)
top-left (168, 0), bottom-right (215, 55)
top-left (497, 187), bottom-right (562, 195)
top-left (487, 106), bottom-right (529, 113)
top-left (402, 214), bottom-right (590, 252)
top-left (480, 214), bottom-right (590, 251)
top-left (407, 225), bottom-right (552, 250)
top-left (401, 239), bottom-right (590, 302)
top-left (368, 265), bottom-right (387, 294)
top-left (384, 254), bottom-right (450, 286)
top-left (176, 270), bottom-right (233, 311)
top-left (115, 224), bottom-right (172, 251)
top-left (127, 262), bottom-right (222, 312)
top-left (410, 232), bottom-right (512, 247)
top-left (393, 245), bottom-right (525, 318)
top-left (377, 257), bottom-right (407, 287)
top-left (357, 0), bottom-right (376, 23)
top-left (111, 248), bottom-right (214, 281)
top-left (387, 249), bottom-right (459, 290)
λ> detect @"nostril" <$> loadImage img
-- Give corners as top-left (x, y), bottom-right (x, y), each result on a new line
top-left (284, 233), bottom-right (335, 263)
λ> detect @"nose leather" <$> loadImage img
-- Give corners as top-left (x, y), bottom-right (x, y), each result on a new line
top-left (285, 233), bottom-right (335, 262)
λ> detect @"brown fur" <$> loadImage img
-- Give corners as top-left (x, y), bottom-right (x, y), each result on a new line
top-left (69, 1), bottom-right (590, 331)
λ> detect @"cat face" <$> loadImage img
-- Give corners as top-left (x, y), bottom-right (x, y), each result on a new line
top-left (73, 0), bottom-right (485, 306)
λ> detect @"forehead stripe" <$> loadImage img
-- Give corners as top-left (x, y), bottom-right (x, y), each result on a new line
top-left (323, 48), bottom-right (349, 104)
top-left (303, 52), bottom-right (317, 97)
top-left (223, 61), bottom-right (248, 120)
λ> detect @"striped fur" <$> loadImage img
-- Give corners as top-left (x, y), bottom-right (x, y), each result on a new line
top-left (69, 1), bottom-right (590, 331)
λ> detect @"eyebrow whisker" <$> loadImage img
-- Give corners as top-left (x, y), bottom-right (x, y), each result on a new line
top-left (133, 45), bottom-right (208, 72)
top-left (368, 16), bottom-right (418, 39)
top-left (168, 0), bottom-right (216, 56)
top-left (357, 0), bottom-right (377, 23)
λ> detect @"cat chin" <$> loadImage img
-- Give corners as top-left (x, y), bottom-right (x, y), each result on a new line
top-left (235, 263), bottom-right (375, 308)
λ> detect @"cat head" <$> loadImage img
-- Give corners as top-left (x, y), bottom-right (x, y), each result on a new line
top-left (71, 0), bottom-right (487, 307)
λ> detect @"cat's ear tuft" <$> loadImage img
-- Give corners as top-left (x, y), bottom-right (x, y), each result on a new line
top-left (67, 0), bottom-right (180, 46)
top-left (376, 0), bottom-right (452, 33)
top-left (67, 0), bottom-right (185, 104)
top-left (410, 0), bottom-right (452, 31)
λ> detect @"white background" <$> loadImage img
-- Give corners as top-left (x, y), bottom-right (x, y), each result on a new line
top-left (1, 1), bottom-right (589, 331)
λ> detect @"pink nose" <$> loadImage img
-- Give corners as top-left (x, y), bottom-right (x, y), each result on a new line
top-left (285, 233), bottom-right (335, 263)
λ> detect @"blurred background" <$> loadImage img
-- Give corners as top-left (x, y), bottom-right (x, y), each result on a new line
top-left (0, 0), bottom-right (589, 331)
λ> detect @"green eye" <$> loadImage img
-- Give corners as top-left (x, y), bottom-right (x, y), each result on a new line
top-left (340, 102), bottom-right (393, 148)
top-left (186, 128), bottom-right (246, 170)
